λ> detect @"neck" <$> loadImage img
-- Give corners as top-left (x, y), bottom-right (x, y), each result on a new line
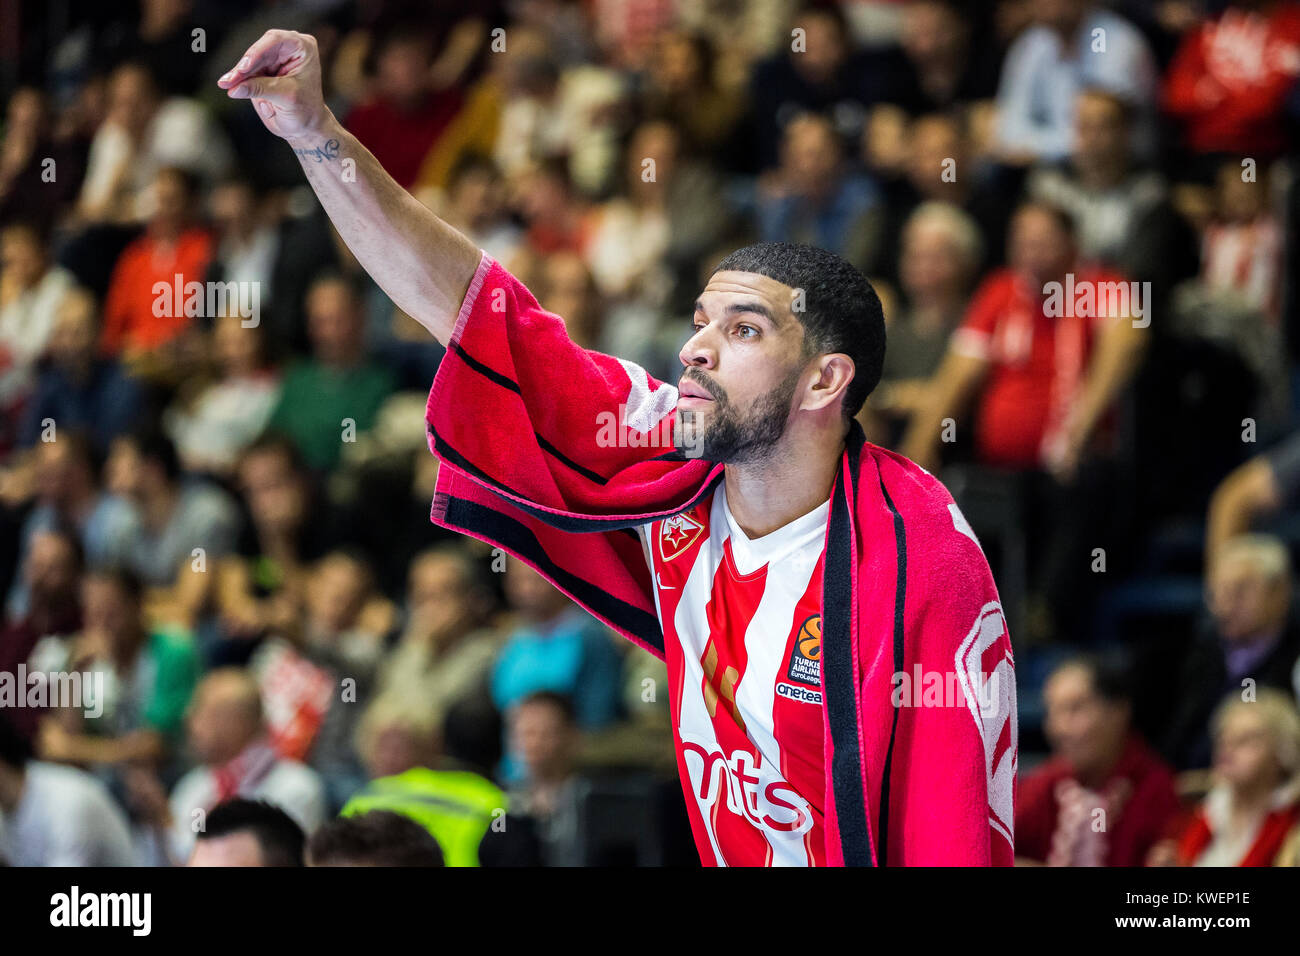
top-left (722, 420), bottom-right (845, 539)
top-left (911, 298), bottom-right (959, 329)
top-left (1078, 159), bottom-right (1125, 190)
top-left (113, 627), bottom-right (147, 668)
top-left (1230, 777), bottom-right (1279, 815)
top-left (142, 482), bottom-right (178, 531)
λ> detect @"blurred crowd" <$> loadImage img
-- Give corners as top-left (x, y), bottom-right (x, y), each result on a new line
top-left (2, 0), bottom-right (1300, 867)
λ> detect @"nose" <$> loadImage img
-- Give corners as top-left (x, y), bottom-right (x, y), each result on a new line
top-left (679, 325), bottom-right (718, 370)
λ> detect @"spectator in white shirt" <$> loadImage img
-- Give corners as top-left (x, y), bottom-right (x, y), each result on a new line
top-left (995, 0), bottom-right (1157, 164)
top-left (0, 715), bottom-right (137, 866)
top-left (167, 668), bottom-right (326, 862)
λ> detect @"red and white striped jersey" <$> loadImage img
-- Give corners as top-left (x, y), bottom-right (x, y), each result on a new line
top-left (638, 482), bottom-right (829, 866)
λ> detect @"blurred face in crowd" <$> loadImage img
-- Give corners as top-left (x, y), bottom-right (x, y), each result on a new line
top-left (81, 574), bottom-right (140, 647)
top-left (24, 531), bottom-right (78, 604)
top-left (1214, 705), bottom-right (1285, 793)
top-left (512, 163), bottom-right (572, 226)
top-left (47, 289), bottom-right (98, 369)
top-left (105, 64), bottom-right (157, 136)
top-left (901, 2), bottom-right (967, 69)
top-left (214, 312), bottom-right (264, 377)
top-left (1009, 205), bottom-right (1075, 292)
top-left (407, 552), bottom-right (479, 646)
top-left (144, 169), bottom-right (193, 236)
top-left (0, 225), bottom-right (47, 289)
top-left (188, 831), bottom-right (267, 867)
top-left (364, 720), bottom-right (437, 779)
top-left (5, 87), bottom-right (44, 139)
top-left (781, 115), bottom-right (843, 197)
top-left (105, 436), bottom-right (158, 501)
top-left (1035, 0), bottom-right (1087, 35)
top-left (652, 32), bottom-right (705, 95)
top-left (628, 120), bottom-right (678, 195)
top-left (187, 671), bottom-right (262, 765)
top-left (504, 559), bottom-right (570, 621)
top-left (209, 181), bottom-right (257, 236)
top-left (306, 279), bottom-right (363, 365)
top-left (33, 437), bottom-right (92, 508)
top-left (239, 445), bottom-right (306, 537)
top-left (677, 267), bottom-right (812, 463)
top-left (512, 698), bottom-right (577, 783)
top-left (376, 36), bottom-right (431, 104)
top-left (908, 115), bottom-right (965, 197)
top-left (900, 218), bottom-right (969, 305)
top-left (793, 11), bottom-right (846, 83)
top-left (1209, 548), bottom-right (1291, 642)
top-left (540, 252), bottom-right (599, 347)
top-left (1043, 664), bottom-right (1129, 779)
top-left (448, 163), bottom-right (502, 231)
top-left (308, 554), bottom-right (369, 633)
top-left (1216, 167), bottom-right (1265, 224)
top-left (1073, 91), bottom-right (1129, 178)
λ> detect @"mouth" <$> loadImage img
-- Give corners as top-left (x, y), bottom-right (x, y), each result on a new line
top-left (677, 377), bottom-right (715, 403)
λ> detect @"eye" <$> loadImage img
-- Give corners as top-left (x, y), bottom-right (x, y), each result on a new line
top-left (735, 325), bottom-right (758, 339)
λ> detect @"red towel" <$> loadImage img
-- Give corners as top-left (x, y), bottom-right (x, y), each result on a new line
top-left (425, 253), bottom-right (1018, 865)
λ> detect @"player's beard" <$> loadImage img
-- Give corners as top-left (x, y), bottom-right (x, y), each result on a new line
top-left (674, 365), bottom-right (802, 464)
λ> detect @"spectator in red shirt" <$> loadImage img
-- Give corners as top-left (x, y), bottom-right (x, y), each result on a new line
top-left (99, 166), bottom-right (212, 360)
top-left (903, 200), bottom-right (1148, 477)
top-left (1164, 0), bottom-right (1300, 162)
top-left (902, 200), bottom-right (1149, 641)
top-left (344, 29), bottom-right (465, 190)
top-left (1016, 655), bottom-right (1181, 867)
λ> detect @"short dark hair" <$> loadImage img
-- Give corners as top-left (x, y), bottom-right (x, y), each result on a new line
top-left (85, 565), bottom-right (145, 607)
top-left (199, 798), bottom-right (306, 866)
top-left (122, 426), bottom-right (181, 483)
top-left (516, 690), bottom-right (578, 726)
top-left (712, 242), bottom-right (886, 421)
top-left (1015, 199), bottom-right (1077, 240)
top-left (239, 431), bottom-right (307, 477)
top-left (443, 695), bottom-right (504, 773)
top-left (309, 811), bottom-right (445, 867)
top-left (1053, 652), bottom-right (1135, 706)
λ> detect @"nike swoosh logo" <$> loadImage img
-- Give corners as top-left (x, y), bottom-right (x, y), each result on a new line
top-left (657, 573), bottom-right (676, 590)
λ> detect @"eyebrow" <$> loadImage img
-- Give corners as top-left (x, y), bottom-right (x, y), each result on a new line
top-left (693, 298), bottom-right (782, 327)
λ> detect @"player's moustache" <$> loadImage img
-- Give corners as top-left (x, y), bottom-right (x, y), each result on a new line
top-left (680, 370), bottom-right (726, 405)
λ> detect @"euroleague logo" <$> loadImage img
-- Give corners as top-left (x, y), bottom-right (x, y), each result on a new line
top-left (785, 614), bottom-right (821, 687)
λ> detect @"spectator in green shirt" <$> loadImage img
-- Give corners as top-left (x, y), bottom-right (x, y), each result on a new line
top-left (32, 566), bottom-right (200, 770)
top-left (264, 274), bottom-right (396, 472)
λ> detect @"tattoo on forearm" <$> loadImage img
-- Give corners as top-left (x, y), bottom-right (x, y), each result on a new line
top-left (294, 139), bottom-right (340, 163)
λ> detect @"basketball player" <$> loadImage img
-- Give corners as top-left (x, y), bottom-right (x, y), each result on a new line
top-left (220, 30), bottom-right (1017, 866)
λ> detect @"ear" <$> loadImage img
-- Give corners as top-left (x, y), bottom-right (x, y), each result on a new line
top-left (800, 353), bottom-right (855, 414)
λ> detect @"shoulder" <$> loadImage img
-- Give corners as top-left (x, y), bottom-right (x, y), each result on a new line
top-left (1004, 25), bottom-right (1055, 63)
top-left (867, 444), bottom-right (981, 558)
top-left (264, 759), bottom-right (327, 809)
top-left (148, 626), bottom-right (199, 667)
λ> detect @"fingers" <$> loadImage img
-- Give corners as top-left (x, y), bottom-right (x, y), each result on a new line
top-left (226, 74), bottom-right (294, 106)
top-left (217, 29), bottom-right (305, 89)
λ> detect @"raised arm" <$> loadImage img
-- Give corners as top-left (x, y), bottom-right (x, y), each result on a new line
top-left (218, 30), bottom-right (481, 346)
